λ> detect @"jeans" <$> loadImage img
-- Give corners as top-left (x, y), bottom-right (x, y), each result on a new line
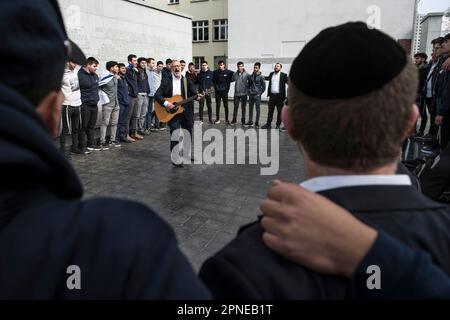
top-left (60, 105), bottom-right (81, 149)
top-left (100, 104), bottom-right (120, 143)
top-left (267, 94), bottom-right (284, 127)
top-left (199, 94), bottom-right (212, 122)
top-left (117, 103), bottom-right (129, 141)
top-left (128, 96), bottom-right (139, 132)
top-left (145, 96), bottom-right (154, 130)
top-left (136, 94), bottom-right (148, 132)
top-left (79, 104), bottom-right (98, 148)
top-left (215, 92), bottom-right (229, 122)
top-left (418, 97), bottom-right (438, 136)
top-left (232, 96), bottom-right (248, 124)
top-left (248, 95), bottom-right (261, 124)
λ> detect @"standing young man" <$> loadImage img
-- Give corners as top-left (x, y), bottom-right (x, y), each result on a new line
top-left (262, 63), bottom-right (288, 130)
top-left (213, 60), bottom-right (234, 125)
top-left (99, 61), bottom-right (121, 150)
top-left (60, 60), bottom-right (85, 155)
top-left (231, 62), bottom-right (250, 126)
top-left (116, 63), bottom-right (133, 143)
top-left (78, 57), bottom-right (100, 151)
top-left (197, 61), bottom-right (214, 124)
top-left (247, 62), bottom-right (266, 128)
top-left (436, 34), bottom-right (450, 150)
top-left (145, 57), bottom-right (157, 134)
top-left (126, 54), bottom-right (142, 141)
top-left (134, 57), bottom-right (149, 138)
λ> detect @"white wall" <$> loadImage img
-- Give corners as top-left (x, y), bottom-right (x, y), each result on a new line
top-left (58, 0), bottom-right (192, 73)
top-left (228, 0), bottom-right (415, 82)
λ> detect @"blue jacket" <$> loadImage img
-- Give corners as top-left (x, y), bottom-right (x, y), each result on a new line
top-left (117, 76), bottom-right (130, 107)
top-left (197, 69), bottom-right (214, 93)
top-left (77, 67), bottom-right (99, 105)
top-left (125, 65), bottom-right (139, 98)
top-left (213, 69), bottom-right (234, 93)
top-left (137, 69), bottom-right (150, 94)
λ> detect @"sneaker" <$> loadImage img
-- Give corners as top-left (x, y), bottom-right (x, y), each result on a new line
top-left (279, 127), bottom-right (287, 133)
top-left (143, 129), bottom-right (151, 135)
top-left (87, 145), bottom-right (102, 151)
top-left (172, 162), bottom-right (184, 168)
top-left (245, 121), bottom-right (254, 127)
top-left (100, 143), bottom-right (110, 150)
top-left (159, 127), bottom-right (167, 131)
top-left (226, 121), bottom-right (232, 126)
top-left (111, 141), bottom-right (122, 148)
top-left (81, 148), bottom-right (92, 155)
top-left (209, 119), bottom-right (214, 124)
top-left (231, 120), bottom-right (237, 125)
top-left (255, 122), bottom-right (260, 129)
top-left (214, 119), bottom-right (221, 124)
top-left (70, 147), bottom-right (84, 155)
top-left (261, 124), bottom-right (271, 129)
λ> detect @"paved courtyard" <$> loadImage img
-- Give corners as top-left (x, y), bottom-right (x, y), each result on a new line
top-left (70, 104), bottom-right (304, 271)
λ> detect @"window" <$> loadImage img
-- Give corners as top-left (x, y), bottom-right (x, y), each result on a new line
top-left (168, 0), bottom-right (179, 4)
top-left (213, 19), bottom-right (228, 41)
top-left (193, 57), bottom-right (205, 71)
top-left (192, 21), bottom-right (209, 42)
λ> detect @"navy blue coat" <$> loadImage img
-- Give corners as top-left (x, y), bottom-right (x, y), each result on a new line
top-left (0, 83), bottom-right (210, 299)
top-left (77, 67), bottom-right (99, 106)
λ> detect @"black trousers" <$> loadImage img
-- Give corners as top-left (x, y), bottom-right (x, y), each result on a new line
top-left (418, 97), bottom-right (438, 136)
top-left (215, 92), bottom-right (229, 122)
top-left (199, 94), bottom-right (212, 122)
top-left (79, 104), bottom-right (98, 149)
top-left (421, 144), bottom-right (450, 201)
top-left (60, 105), bottom-right (81, 149)
top-left (232, 96), bottom-right (247, 124)
top-left (267, 94), bottom-right (284, 127)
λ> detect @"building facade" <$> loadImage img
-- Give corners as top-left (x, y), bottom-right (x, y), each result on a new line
top-left (419, 12), bottom-right (444, 57)
top-left (228, 0), bottom-right (416, 90)
top-left (58, 0), bottom-right (193, 73)
top-left (141, 0), bottom-right (228, 70)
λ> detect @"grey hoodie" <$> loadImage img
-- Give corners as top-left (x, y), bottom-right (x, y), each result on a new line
top-left (232, 71), bottom-right (250, 97)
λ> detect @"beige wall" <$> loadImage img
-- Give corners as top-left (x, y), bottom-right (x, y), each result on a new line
top-left (140, 0), bottom-right (228, 69)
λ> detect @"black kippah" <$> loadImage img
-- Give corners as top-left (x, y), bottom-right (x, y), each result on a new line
top-left (289, 22), bottom-right (407, 99)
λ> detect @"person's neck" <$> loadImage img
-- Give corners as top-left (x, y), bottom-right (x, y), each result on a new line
top-left (83, 66), bottom-right (91, 74)
top-left (173, 74), bottom-right (181, 80)
top-left (303, 154), bottom-right (398, 181)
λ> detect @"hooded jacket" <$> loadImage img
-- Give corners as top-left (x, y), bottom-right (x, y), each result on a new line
top-left (0, 83), bottom-right (210, 299)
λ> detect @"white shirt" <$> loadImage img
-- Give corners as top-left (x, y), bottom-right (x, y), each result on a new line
top-left (163, 75), bottom-right (182, 107)
top-left (61, 66), bottom-right (82, 106)
top-left (300, 175), bottom-right (412, 193)
top-left (271, 72), bottom-right (280, 94)
top-left (426, 63), bottom-right (437, 98)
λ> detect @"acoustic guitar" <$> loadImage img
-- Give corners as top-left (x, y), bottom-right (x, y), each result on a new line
top-left (154, 93), bottom-right (205, 123)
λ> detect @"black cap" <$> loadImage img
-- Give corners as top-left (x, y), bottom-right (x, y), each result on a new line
top-left (0, 0), bottom-right (86, 102)
top-left (289, 22), bottom-right (407, 100)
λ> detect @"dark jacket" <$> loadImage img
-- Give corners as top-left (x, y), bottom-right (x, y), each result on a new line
top-left (185, 71), bottom-right (197, 85)
top-left (248, 72), bottom-right (266, 96)
top-left (417, 64), bottom-right (429, 97)
top-left (213, 69), bottom-right (234, 93)
top-left (437, 68), bottom-right (450, 117)
top-left (353, 231), bottom-right (450, 299)
top-left (125, 65), bottom-right (139, 98)
top-left (266, 71), bottom-right (288, 100)
top-left (0, 83), bottom-right (210, 299)
top-left (137, 68), bottom-right (150, 94)
top-left (154, 75), bottom-right (197, 122)
top-left (162, 67), bottom-right (171, 81)
top-left (77, 67), bottom-right (99, 106)
top-left (117, 76), bottom-right (129, 107)
top-left (197, 69), bottom-right (214, 93)
top-left (200, 183), bottom-right (450, 299)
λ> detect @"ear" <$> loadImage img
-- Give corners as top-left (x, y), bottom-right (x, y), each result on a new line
top-left (36, 90), bottom-right (64, 138)
top-left (404, 104), bottom-right (420, 139)
top-left (282, 105), bottom-right (295, 139)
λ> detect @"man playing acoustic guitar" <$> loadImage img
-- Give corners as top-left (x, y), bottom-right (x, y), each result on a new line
top-left (155, 60), bottom-right (203, 167)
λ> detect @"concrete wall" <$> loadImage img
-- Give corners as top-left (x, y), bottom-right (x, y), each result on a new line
top-left (228, 0), bottom-right (415, 93)
top-left (419, 13), bottom-right (444, 57)
top-left (58, 0), bottom-right (193, 73)
top-left (141, 0), bottom-right (228, 69)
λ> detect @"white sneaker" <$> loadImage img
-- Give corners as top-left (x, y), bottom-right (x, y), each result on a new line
top-left (214, 120), bottom-right (221, 124)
